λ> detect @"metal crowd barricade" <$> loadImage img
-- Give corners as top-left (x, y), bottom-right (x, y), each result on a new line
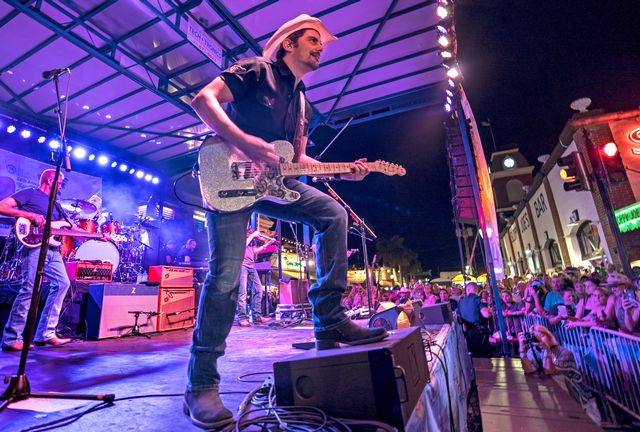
top-left (519, 313), bottom-right (640, 422)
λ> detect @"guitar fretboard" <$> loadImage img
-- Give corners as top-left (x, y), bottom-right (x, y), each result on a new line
top-left (280, 162), bottom-right (373, 177)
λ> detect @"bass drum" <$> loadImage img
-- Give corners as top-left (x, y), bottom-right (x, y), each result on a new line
top-left (73, 240), bottom-right (120, 270)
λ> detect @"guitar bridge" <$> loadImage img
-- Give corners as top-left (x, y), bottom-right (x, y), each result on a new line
top-left (218, 189), bottom-right (258, 198)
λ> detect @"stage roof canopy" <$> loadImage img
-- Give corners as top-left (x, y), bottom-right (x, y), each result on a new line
top-left (0, 0), bottom-right (445, 174)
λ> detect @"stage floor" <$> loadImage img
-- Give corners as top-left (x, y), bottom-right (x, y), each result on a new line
top-left (475, 357), bottom-right (603, 432)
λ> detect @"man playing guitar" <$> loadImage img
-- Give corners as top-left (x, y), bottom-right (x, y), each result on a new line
top-left (0, 169), bottom-right (73, 350)
top-left (185, 13), bottom-right (388, 429)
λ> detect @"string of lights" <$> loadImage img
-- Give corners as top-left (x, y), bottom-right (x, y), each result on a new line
top-left (0, 114), bottom-right (160, 185)
top-left (435, 0), bottom-right (461, 113)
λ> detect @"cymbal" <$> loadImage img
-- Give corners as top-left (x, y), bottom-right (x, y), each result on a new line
top-left (140, 220), bottom-right (158, 229)
top-left (59, 199), bottom-right (96, 217)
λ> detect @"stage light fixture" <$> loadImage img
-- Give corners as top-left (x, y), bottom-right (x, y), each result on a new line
top-left (446, 96), bottom-right (452, 105)
top-left (437, 34), bottom-right (450, 47)
top-left (152, 177), bottom-right (159, 184)
top-left (82, 105), bottom-right (90, 110)
top-left (97, 155), bottom-right (109, 165)
top-left (105, 114), bottom-right (112, 119)
top-left (88, 154), bottom-right (95, 161)
top-left (119, 163), bottom-right (128, 172)
top-left (20, 129), bottom-right (31, 139)
top-left (111, 161), bottom-right (118, 168)
top-left (136, 170), bottom-right (144, 179)
top-left (38, 136), bottom-right (46, 143)
top-left (446, 66), bottom-right (460, 79)
top-left (437, 24), bottom-right (448, 34)
top-left (448, 79), bottom-right (455, 87)
top-left (144, 174), bottom-right (152, 182)
top-left (73, 147), bottom-right (87, 159)
top-left (140, 133), bottom-right (147, 138)
top-left (446, 89), bottom-right (454, 97)
top-left (7, 125), bottom-right (16, 133)
top-left (440, 50), bottom-right (453, 58)
top-left (436, 5), bottom-right (449, 19)
top-left (603, 142), bottom-right (618, 157)
top-left (444, 103), bottom-right (452, 113)
top-left (129, 168), bottom-right (135, 174)
top-left (48, 139), bottom-right (60, 149)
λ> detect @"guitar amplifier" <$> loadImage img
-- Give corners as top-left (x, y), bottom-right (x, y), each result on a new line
top-left (86, 283), bottom-right (158, 339)
top-left (148, 266), bottom-right (194, 288)
top-left (157, 288), bottom-right (196, 332)
top-left (66, 261), bottom-right (113, 282)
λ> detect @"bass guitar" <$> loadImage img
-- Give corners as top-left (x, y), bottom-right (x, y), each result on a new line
top-left (15, 217), bottom-right (126, 248)
top-left (198, 136), bottom-right (406, 213)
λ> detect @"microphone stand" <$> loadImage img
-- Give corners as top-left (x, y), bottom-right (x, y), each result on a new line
top-left (0, 71), bottom-right (114, 412)
top-left (320, 182), bottom-right (377, 315)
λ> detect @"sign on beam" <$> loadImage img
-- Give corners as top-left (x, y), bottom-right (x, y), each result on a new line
top-left (187, 17), bottom-right (223, 69)
top-left (614, 201), bottom-right (640, 233)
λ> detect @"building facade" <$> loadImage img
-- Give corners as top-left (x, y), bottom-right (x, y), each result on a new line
top-left (500, 109), bottom-right (640, 276)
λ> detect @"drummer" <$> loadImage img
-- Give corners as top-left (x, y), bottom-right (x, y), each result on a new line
top-left (87, 194), bottom-right (107, 225)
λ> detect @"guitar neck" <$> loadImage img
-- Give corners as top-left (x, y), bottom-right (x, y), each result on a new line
top-left (50, 228), bottom-right (103, 239)
top-left (280, 162), bottom-right (373, 177)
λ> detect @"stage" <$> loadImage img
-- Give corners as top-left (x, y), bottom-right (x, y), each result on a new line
top-left (0, 317), bottom-right (477, 431)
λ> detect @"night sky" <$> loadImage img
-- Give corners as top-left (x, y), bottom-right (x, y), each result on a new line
top-left (308, 0), bottom-right (640, 275)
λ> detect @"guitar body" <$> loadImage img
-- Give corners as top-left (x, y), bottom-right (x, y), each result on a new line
top-left (198, 135), bottom-right (301, 213)
top-left (15, 217), bottom-right (71, 248)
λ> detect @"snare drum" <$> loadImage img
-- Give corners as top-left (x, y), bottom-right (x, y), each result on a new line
top-left (78, 219), bottom-right (98, 233)
top-left (101, 221), bottom-right (120, 234)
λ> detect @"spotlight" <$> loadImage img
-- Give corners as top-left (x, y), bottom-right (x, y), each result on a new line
top-left (446, 96), bottom-right (452, 104)
top-left (89, 154), bottom-right (96, 161)
top-left (82, 105), bottom-right (90, 110)
top-left (440, 50), bottom-right (453, 58)
top-left (436, 5), bottom-right (449, 19)
top-left (119, 163), bottom-right (128, 172)
top-left (446, 89), bottom-right (453, 97)
top-left (437, 35), bottom-right (450, 47)
top-left (446, 67), bottom-right (460, 79)
top-left (38, 136), bottom-right (46, 143)
top-left (105, 114), bottom-right (112, 119)
top-left (135, 170), bottom-right (144, 179)
top-left (448, 79), bottom-right (455, 87)
top-left (97, 155), bottom-right (109, 165)
top-left (444, 103), bottom-right (452, 113)
top-left (111, 161), bottom-right (118, 168)
top-left (20, 129), bottom-right (31, 139)
top-left (48, 139), bottom-right (60, 149)
top-left (144, 174), bottom-right (152, 182)
top-left (152, 177), bottom-right (159, 185)
top-left (436, 25), bottom-right (448, 34)
top-left (7, 125), bottom-right (16, 133)
top-left (72, 147), bottom-right (87, 159)
top-left (129, 168), bottom-right (135, 175)
top-left (140, 133), bottom-right (147, 138)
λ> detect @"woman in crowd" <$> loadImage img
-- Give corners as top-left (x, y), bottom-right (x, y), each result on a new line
top-left (565, 287), bottom-right (609, 329)
top-left (423, 284), bottom-right (438, 305)
top-left (410, 283), bottom-right (425, 302)
top-left (605, 272), bottom-right (639, 333)
top-left (575, 276), bottom-right (601, 319)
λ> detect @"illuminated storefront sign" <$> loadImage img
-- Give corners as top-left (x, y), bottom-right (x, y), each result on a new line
top-left (629, 127), bottom-right (640, 144)
top-left (614, 202), bottom-right (640, 233)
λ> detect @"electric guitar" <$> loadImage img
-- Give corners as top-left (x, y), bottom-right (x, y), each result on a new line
top-left (198, 136), bottom-right (406, 213)
top-left (15, 217), bottom-right (126, 248)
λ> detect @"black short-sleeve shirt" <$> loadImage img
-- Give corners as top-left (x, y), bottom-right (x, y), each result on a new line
top-left (219, 57), bottom-right (312, 150)
top-left (11, 188), bottom-right (65, 220)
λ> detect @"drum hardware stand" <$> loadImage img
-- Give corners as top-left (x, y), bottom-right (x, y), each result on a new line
top-left (0, 68), bottom-right (114, 413)
top-left (121, 311), bottom-right (161, 339)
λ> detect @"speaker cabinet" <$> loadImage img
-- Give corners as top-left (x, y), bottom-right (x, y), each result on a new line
top-left (86, 283), bottom-right (158, 339)
top-left (157, 288), bottom-right (195, 332)
top-left (148, 266), bottom-right (194, 288)
top-left (274, 327), bottom-right (428, 431)
top-left (419, 302), bottom-right (453, 325)
top-left (279, 278), bottom-right (309, 304)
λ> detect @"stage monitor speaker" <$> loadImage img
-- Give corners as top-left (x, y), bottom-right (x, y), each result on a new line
top-left (279, 278), bottom-right (309, 304)
top-left (157, 288), bottom-right (195, 332)
top-left (148, 266), bottom-right (194, 288)
top-left (86, 283), bottom-right (158, 339)
top-left (274, 327), bottom-right (428, 431)
top-left (419, 302), bottom-right (453, 325)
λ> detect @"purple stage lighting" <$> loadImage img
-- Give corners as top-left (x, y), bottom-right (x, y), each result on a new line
top-left (135, 170), bottom-right (144, 179)
top-left (119, 163), bottom-right (128, 172)
top-left (7, 125), bottom-right (16, 133)
top-left (38, 136), bottom-right (46, 143)
top-left (152, 177), bottom-right (159, 185)
top-left (144, 174), bottom-right (152, 182)
top-left (97, 155), bottom-right (109, 165)
top-left (48, 139), bottom-right (60, 149)
top-left (20, 129), bottom-right (31, 139)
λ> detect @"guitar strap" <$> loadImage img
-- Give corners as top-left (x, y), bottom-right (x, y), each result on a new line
top-left (292, 90), bottom-right (307, 163)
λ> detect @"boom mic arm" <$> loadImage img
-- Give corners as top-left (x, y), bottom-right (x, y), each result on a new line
top-left (42, 67), bottom-right (70, 80)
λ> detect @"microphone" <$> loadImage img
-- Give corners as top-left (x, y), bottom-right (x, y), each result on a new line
top-left (42, 67), bottom-right (70, 80)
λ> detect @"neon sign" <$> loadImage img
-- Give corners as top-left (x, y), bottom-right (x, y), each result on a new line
top-left (630, 127), bottom-right (640, 144)
top-left (615, 202), bottom-right (640, 233)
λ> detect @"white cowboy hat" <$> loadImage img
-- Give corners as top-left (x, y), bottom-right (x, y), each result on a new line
top-left (262, 13), bottom-right (337, 60)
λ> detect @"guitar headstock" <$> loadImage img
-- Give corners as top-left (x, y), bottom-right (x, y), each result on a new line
top-left (371, 160), bottom-right (406, 176)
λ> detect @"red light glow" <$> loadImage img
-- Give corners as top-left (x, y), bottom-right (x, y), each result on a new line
top-left (603, 142), bottom-right (618, 157)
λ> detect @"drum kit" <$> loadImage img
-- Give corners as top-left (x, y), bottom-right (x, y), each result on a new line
top-left (0, 198), bottom-right (157, 284)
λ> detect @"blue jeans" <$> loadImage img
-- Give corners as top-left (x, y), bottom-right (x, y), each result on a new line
top-left (237, 265), bottom-right (264, 320)
top-left (2, 246), bottom-right (71, 346)
top-left (188, 179), bottom-right (349, 391)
